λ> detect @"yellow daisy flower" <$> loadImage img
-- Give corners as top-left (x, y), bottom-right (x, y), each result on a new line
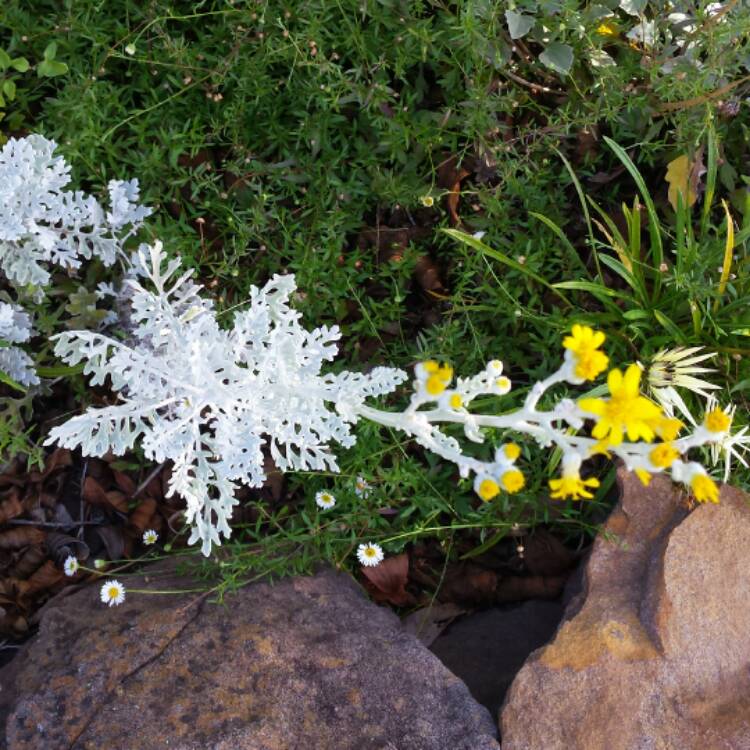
top-left (578, 364), bottom-right (663, 446)
top-left (474, 476), bottom-right (500, 502)
top-left (563, 324), bottom-right (609, 381)
top-left (596, 21), bottom-right (618, 36)
top-left (691, 473), bottom-right (719, 504)
top-left (549, 473), bottom-right (600, 500)
top-left (649, 442), bottom-right (679, 468)
top-left (501, 469), bottom-right (525, 494)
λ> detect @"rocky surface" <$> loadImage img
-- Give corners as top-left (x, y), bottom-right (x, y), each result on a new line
top-left (501, 468), bottom-right (750, 750)
top-left (430, 600), bottom-right (564, 718)
top-left (1, 564), bottom-right (500, 750)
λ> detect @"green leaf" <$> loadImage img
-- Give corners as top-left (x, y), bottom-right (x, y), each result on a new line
top-left (505, 10), bottom-right (535, 39)
top-left (37, 59), bottom-right (68, 77)
top-left (43, 41), bottom-right (58, 60)
top-left (539, 42), bottom-right (574, 75)
top-left (0, 368), bottom-right (27, 394)
top-left (554, 280), bottom-right (632, 304)
top-left (460, 530), bottom-right (506, 559)
top-left (653, 309), bottom-right (685, 342)
top-left (10, 57), bottom-right (30, 73)
top-left (2, 79), bottom-right (16, 102)
top-left (0, 49), bottom-right (10, 70)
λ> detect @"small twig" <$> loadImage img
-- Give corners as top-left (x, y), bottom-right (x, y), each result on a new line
top-left (133, 462), bottom-right (166, 498)
top-left (657, 74), bottom-right (750, 113)
top-left (78, 458), bottom-right (89, 540)
top-left (6, 519), bottom-right (104, 528)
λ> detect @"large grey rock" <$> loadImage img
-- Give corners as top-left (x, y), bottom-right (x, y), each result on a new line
top-left (1, 564), bottom-right (499, 749)
top-left (501, 468), bottom-right (750, 750)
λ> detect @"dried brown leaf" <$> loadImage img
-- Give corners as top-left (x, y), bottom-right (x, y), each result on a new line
top-left (361, 553), bottom-right (414, 606)
top-left (128, 497), bottom-right (157, 534)
top-left (0, 490), bottom-right (23, 524)
top-left (447, 167), bottom-right (470, 226)
top-left (16, 560), bottom-right (65, 598)
top-left (413, 255), bottom-right (445, 294)
top-left (9, 544), bottom-right (47, 579)
top-left (0, 527), bottom-right (45, 549)
top-left (112, 470), bottom-right (137, 497)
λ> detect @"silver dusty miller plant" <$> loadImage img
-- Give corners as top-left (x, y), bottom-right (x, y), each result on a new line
top-left (0, 134), bottom-right (151, 288)
top-left (47, 243), bottom-right (407, 554)
top-left (0, 301), bottom-right (38, 387)
top-left (0, 134), bottom-right (150, 386)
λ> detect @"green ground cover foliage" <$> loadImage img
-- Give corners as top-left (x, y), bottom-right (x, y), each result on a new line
top-left (2, 0), bottom-right (750, 579)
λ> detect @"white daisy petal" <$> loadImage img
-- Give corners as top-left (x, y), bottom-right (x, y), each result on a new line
top-left (315, 490), bottom-right (336, 510)
top-left (63, 555), bottom-right (79, 577)
top-left (100, 580), bottom-right (126, 607)
top-left (142, 529), bottom-right (159, 545)
top-left (356, 542), bottom-right (384, 567)
top-left (354, 476), bottom-right (371, 498)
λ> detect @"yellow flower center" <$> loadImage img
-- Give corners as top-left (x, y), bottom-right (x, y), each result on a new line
top-left (705, 408), bottom-right (730, 433)
top-left (477, 478), bottom-right (500, 502)
top-left (504, 443), bottom-right (521, 461)
top-left (426, 374), bottom-right (447, 396)
top-left (496, 376), bottom-right (510, 389)
top-left (423, 362), bottom-right (453, 396)
top-left (649, 442), bottom-right (679, 468)
top-left (449, 393), bottom-right (463, 409)
top-left (108, 586), bottom-right (120, 600)
top-left (691, 474), bottom-right (719, 504)
top-left (501, 470), bottom-right (525, 494)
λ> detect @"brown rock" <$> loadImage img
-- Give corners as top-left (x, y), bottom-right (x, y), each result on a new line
top-left (501, 468), bottom-right (750, 749)
top-left (1, 565), bottom-right (499, 750)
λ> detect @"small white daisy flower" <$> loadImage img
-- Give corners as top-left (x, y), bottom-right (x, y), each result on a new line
top-left (100, 580), bottom-right (126, 607)
top-left (356, 542), bottom-right (384, 567)
top-left (354, 476), bottom-right (371, 498)
top-left (94, 559), bottom-right (107, 570)
top-left (315, 490), bottom-right (336, 510)
top-left (63, 555), bottom-right (79, 577)
top-left (142, 529), bottom-right (159, 545)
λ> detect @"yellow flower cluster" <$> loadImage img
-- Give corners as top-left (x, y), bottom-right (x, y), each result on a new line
top-left (474, 443), bottom-right (525, 502)
top-left (419, 360), bottom-right (454, 397)
top-left (548, 326), bottom-right (724, 505)
top-left (563, 324), bottom-right (609, 381)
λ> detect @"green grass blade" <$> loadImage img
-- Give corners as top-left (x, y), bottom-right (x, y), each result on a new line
top-left (603, 137), bottom-right (664, 273)
top-left (443, 228), bottom-right (572, 306)
top-left (653, 309), bottom-right (686, 342)
top-left (529, 211), bottom-right (590, 276)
